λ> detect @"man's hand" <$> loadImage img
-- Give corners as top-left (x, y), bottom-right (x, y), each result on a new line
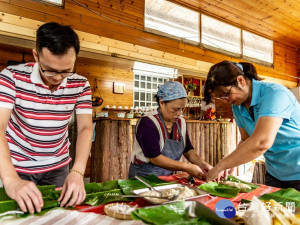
top-left (58, 172), bottom-right (86, 207)
top-left (4, 177), bottom-right (43, 214)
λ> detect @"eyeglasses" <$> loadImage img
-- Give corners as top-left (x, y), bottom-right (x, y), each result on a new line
top-left (38, 61), bottom-right (76, 78)
top-left (172, 107), bottom-right (185, 115)
top-left (214, 85), bottom-right (233, 101)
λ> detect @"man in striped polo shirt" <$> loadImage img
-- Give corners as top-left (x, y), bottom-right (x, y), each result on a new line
top-left (0, 23), bottom-right (93, 214)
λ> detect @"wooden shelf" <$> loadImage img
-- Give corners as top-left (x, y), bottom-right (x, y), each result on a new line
top-left (103, 108), bottom-right (131, 111)
top-left (188, 96), bottom-right (203, 98)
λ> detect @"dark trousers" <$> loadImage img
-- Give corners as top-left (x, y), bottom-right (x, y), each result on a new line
top-left (265, 172), bottom-right (300, 191)
top-left (18, 164), bottom-right (69, 187)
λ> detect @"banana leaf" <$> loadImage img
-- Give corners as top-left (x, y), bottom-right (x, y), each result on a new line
top-left (0, 189), bottom-right (13, 202)
top-left (131, 200), bottom-right (211, 225)
top-left (0, 185), bottom-right (60, 214)
top-left (226, 176), bottom-right (259, 192)
top-left (198, 182), bottom-right (240, 198)
top-left (118, 174), bottom-right (172, 195)
top-left (259, 188), bottom-right (300, 208)
top-left (0, 185), bottom-right (57, 202)
top-left (83, 189), bottom-right (130, 206)
top-left (85, 180), bottom-right (119, 194)
top-left (0, 197), bottom-right (60, 214)
top-left (0, 200), bottom-right (19, 214)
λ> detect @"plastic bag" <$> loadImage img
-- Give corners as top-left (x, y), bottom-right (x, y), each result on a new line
top-left (243, 196), bottom-right (272, 225)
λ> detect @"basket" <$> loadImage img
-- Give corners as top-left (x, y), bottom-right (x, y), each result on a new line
top-left (104, 203), bottom-right (134, 220)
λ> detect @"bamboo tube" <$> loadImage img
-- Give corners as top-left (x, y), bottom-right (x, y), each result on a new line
top-left (109, 120), bottom-right (118, 180)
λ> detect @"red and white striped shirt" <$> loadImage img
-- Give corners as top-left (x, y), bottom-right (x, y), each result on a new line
top-left (0, 63), bottom-right (92, 174)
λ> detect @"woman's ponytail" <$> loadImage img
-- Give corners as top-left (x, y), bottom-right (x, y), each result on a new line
top-left (239, 62), bottom-right (261, 80)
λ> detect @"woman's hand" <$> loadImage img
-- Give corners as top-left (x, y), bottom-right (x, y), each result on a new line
top-left (206, 165), bottom-right (234, 182)
top-left (185, 164), bottom-right (207, 180)
top-left (199, 161), bottom-right (213, 177)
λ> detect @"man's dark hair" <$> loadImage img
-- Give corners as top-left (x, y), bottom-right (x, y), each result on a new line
top-left (36, 22), bottom-right (80, 55)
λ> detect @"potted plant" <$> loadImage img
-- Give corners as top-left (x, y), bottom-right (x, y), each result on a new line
top-left (184, 78), bottom-right (200, 96)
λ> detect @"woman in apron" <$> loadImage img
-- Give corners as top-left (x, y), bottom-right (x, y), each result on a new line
top-left (129, 81), bottom-right (212, 178)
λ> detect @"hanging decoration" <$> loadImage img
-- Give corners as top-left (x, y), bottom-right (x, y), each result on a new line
top-left (92, 78), bottom-right (104, 107)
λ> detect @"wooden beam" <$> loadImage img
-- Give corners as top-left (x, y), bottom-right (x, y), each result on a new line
top-left (0, 11), bottom-right (297, 87)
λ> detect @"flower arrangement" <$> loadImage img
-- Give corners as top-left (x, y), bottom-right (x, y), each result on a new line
top-left (184, 78), bottom-right (200, 91)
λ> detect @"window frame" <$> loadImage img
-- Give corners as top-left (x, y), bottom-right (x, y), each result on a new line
top-left (144, 0), bottom-right (274, 66)
top-left (242, 30), bottom-right (274, 67)
top-left (144, 0), bottom-right (200, 45)
top-left (201, 14), bottom-right (242, 59)
top-left (35, 0), bottom-right (64, 7)
top-left (133, 72), bottom-right (170, 108)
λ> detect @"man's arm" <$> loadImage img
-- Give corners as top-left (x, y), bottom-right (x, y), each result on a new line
top-left (58, 113), bottom-right (93, 207)
top-left (0, 107), bottom-right (43, 214)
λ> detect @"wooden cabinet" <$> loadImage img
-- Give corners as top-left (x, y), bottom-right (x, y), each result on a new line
top-left (178, 76), bottom-right (206, 98)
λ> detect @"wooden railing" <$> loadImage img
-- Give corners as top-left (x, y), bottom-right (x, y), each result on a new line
top-left (89, 118), bottom-right (238, 182)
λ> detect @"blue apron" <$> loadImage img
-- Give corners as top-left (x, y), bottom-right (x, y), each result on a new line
top-left (129, 110), bottom-right (185, 178)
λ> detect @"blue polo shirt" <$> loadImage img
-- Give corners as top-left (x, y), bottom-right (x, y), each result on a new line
top-left (232, 79), bottom-right (300, 181)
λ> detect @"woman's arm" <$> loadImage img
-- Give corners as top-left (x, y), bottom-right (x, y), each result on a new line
top-left (206, 116), bottom-right (283, 182)
top-left (184, 150), bottom-right (212, 178)
top-left (149, 155), bottom-right (206, 178)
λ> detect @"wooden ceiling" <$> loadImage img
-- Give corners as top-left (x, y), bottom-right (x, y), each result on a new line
top-left (173, 0), bottom-right (300, 48)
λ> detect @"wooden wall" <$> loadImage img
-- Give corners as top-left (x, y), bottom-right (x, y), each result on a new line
top-left (0, 44), bottom-right (34, 70)
top-left (0, 0), bottom-right (299, 85)
top-left (76, 58), bottom-right (134, 115)
top-left (0, 45), bottom-right (134, 116)
top-left (298, 49), bottom-right (300, 81)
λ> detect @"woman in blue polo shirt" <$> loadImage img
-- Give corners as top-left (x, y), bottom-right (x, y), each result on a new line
top-left (204, 60), bottom-right (300, 190)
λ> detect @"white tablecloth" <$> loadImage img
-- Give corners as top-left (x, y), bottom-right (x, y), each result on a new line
top-left (0, 208), bottom-right (143, 225)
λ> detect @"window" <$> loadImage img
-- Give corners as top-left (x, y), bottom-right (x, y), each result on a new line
top-left (202, 15), bottom-right (241, 55)
top-left (145, 0), bottom-right (200, 43)
top-left (144, 0), bottom-right (274, 65)
top-left (133, 62), bottom-right (176, 108)
top-left (37, 0), bottom-right (63, 6)
top-left (243, 31), bottom-right (273, 64)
